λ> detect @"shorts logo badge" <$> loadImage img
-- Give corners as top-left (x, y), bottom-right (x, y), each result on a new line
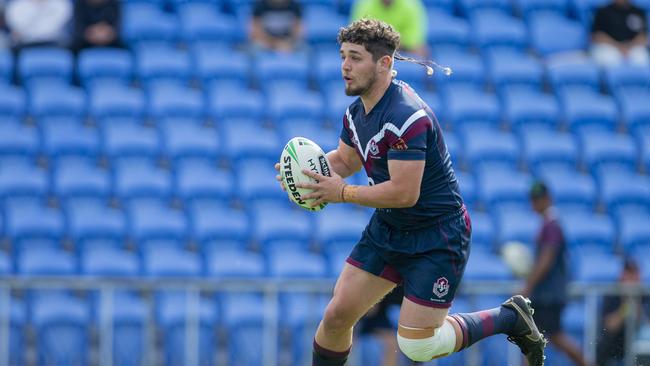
top-left (432, 277), bottom-right (449, 298)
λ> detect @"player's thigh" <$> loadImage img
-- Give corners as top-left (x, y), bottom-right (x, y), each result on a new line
top-left (398, 296), bottom-right (449, 329)
top-left (324, 262), bottom-right (396, 327)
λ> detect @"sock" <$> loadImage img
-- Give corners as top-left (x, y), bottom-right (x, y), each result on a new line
top-left (450, 306), bottom-right (518, 350)
top-left (312, 339), bottom-right (350, 366)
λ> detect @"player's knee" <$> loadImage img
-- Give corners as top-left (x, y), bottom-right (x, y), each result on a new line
top-left (396, 321), bottom-right (456, 362)
top-left (321, 302), bottom-right (355, 332)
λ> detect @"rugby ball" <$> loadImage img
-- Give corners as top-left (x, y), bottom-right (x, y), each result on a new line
top-left (279, 137), bottom-right (332, 211)
top-left (500, 241), bottom-right (534, 279)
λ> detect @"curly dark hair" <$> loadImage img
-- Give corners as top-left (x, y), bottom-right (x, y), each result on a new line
top-left (337, 18), bottom-right (401, 61)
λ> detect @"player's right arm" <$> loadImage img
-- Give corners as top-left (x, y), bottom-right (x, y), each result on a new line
top-left (325, 138), bottom-right (362, 179)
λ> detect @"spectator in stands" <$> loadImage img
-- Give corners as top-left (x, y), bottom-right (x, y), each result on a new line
top-left (591, 0), bottom-right (649, 66)
top-left (5, 0), bottom-right (72, 51)
top-left (522, 181), bottom-right (591, 366)
top-left (597, 257), bottom-right (649, 366)
top-left (249, 0), bottom-right (303, 52)
top-left (351, 0), bottom-right (428, 56)
top-left (72, 0), bottom-right (121, 53)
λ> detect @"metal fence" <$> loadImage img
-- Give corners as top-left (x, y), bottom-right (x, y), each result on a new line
top-left (0, 277), bottom-right (648, 366)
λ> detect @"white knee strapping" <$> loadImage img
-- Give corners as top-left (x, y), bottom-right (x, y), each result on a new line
top-left (396, 320), bottom-right (456, 362)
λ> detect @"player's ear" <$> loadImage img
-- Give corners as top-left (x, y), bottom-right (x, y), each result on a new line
top-left (379, 54), bottom-right (392, 72)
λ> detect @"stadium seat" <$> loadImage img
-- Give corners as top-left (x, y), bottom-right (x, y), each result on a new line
top-left (206, 247), bottom-right (265, 277)
top-left (444, 86), bottom-right (500, 127)
top-left (463, 250), bottom-right (513, 281)
top-left (604, 64), bottom-right (650, 93)
top-left (255, 51), bottom-right (309, 88)
top-left (514, 0), bottom-right (569, 19)
top-left (426, 9), bottom-right (472, 50)
top-left (161, 118), bottom-right (220, 161)
top-left (18, 247), bottom-right (75, 275)
top-left (546, 57), bottom-right (601, 94)
top-left (2, 298), bottom-right (26, 366)
top-left (208, 84), bottom-right (265, 121)
top-left (494, 205), bottom-right (541, 244)
top-left (220, 292), bottom-right (266, 366)
top-left (314, 205), bottom-right (368, 245)
top-left (135, 45), bottom-right (191, 87)
top-left (536, 165), bottom-right (597, 209)
top-left (0, 48), bottom-right (12, 83)
top-left (268, 244), bottom-right (328, 278)
top-left (394, 57), bottom-right (429, 91)
top-left (0, 119), bottom-right (39, 158)
top-left (5, 201), bottom-right (65, 242)
top-left (178, 3), bottom-right (240, 44)
top-left (250, 200), bottom-right (312, 245)
top-left (144, 246), bottom-right (200, 277)
top-left (434, 52), bottom-right (487, 89)
top-left (561, 89), bottom-right (619, 133)
top-left (455, 171), bottom-right (477, 207)
top-left (41, 118), bottom-right (100, 158)
top-left (529, 12), bottom-right (587, 56)
top-left (102, 119), bottom-right (160, 160)
top-left (121, 3), bottom-right (180, 45)
top-left (486, 51), bottom-right (544, 94)
top-left (521, 129), bottom-right (578, 170)
top-left (0, 250), bottom-right (10, 274)
top-left (31, 294), bottom-right (89, 366)
top-left (471, 10), bottom-right (528, 51)
top-left (444, 129), bottom-right (461, 166)
top-left (0, 159), bottom-right (48, 200)
top-left (279, 119), bottom-right (339, 153)
top-left (113, 158), bottom-right (172, 200)
top-left (281, 292), bottom-right (329, 365)
top-left (81, 246), bottom-right (139, 276)
top-left (617, 210), bottom-right (650, 253)
top-left (128, 199), bottom-right (188, 243)
top-left (190, 200), bottom-right (249, 243)
top-left (147, 84), bottom-right (205, 119)
top-left (580, 131), bottom-right (637, 173)
top-left (314, 50), bottom-right (343, 87)
top-left (53, 156), bottom-right (111, 200)
top-left (109, 293), bottom-right (148, 366)
top-left (89, 84), bottom-right (146, 121)
top-left (77, 48), bottom-right (133, 87)
top-left (65, 199), bottom-right (126, 243)
top-left (236, 158), bottom-right (286, 202)
top-left (175, 159), bottom-right (233, 202)
top-left (617, 86), bottom-right (650, 131)
top-left (267, 87), bottom-right (324, 124)
top-left (29, 84), bottom-right (86, 120)
top-left (461, 126), bottom-right (520, 169)
top-left (323, 83), bottom-right (357, 124)
top-left (304, 6), bottom-right (347, 45)
top-left (17, 47), bottom-right (73, 86)
top-left (0, 85), bottom-right (26, 118)
top-left (478, 166), bottom-right (533, 207)
top-left (224, 119), bottom-right (281, 161)
top-left (573, 250), bottom-right (622, 283)
top-left (193, 46), bottom-right (250, 87)
top-left (468, 210), bottom-right (496, 250)
top-left (560, 210), bottom-right (616, 250)
top-left (598, 170), bottom-right (650, 211)
top-left (458, 0), bottom-right (512, 14)
top-left (572, 0), bottom-right (611, 24)
top-left (502, 89), bottom-right (560, 131)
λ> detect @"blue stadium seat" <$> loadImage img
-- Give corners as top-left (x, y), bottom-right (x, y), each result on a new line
top-left (108, 293), bottom-right (147, 366)
top-left (178, 3), bottom-right (240, 44)
top-left (128, 199), bottom-right (188, 242)
top-left (0, 159), bottom-right (48, 200)
top-left (136, 45), bottom-right (191, 87)
top-left (29, 84), bottom-right (86, 120)
top-left (53, 156), bottom-right (110, 200)
top-left (144, 246), bottom-right (200, 277)
top-left (102, 119), bottom-right (160, 160)
top-left (488, 54), bottom-right (543, 92)
top-left (444, 86), bottom-right (500, 127)
top-left (639, 126), bottom-right (650, 172)
top-left (220, 293), bottom-right (266, 366)
top-left (31, 294), bottom-right (89, 366)
top-left (494, 204), bottom-right (541, 244)
top-left (560, 210), bottom-right (616, 250)
top-left (434, 52), bottom-right (487, 88)
top-left (190, 200), bottom-right (249, 243)
top-left (521, 129), bottom-right (578, 169)
top-left (546, 57), bottom-right (601, 94)
top-left (427, 9), bottom-right (472, 50)
top-left (236, 158), bottom-right (286, 202)
top-left (18, 247), bottom-right (75, 275)
top-left (175, 159), bottom-right (233, 202)
top-left (573, 0), bottom-right (610, 24)
top-left (617, 210), bottom-right (650, 253)
top-left (394, 57), bottom-right (429, 91)
top-left (77, 48), bottom-right (133, 87)
top-left (148, 84), bottom-right (205, 119)
top-left (268, 245), bottom-right (328, 278)
top-left (573, 250), bottom-right (622, 283)
top-left (580, 131), bottom-right (637, 173)
top-left (281, 292), bottom-right (328, 365)
top-left (598, 170), bottom-right (650, 211)
top-left (455, 171), bottom-right (477, 207)
top-left (122, 3), bottom-right (180, 45)
top-left (314, 205), bottom-right (368, 245)
top-left (514, 0), bottom-right (569, 18)
top-left (467, 210), bottom-right (496, 250)
top-left (463, 250), bottom-right (513, 280)
top-left (208, 84), bottom-right (265, 121)
top-left (561, 90), bottom-right (619, 133)
top-left (5, 201), bottom-right (64, 242)
top-left (323, 83), bottom-right (357, 124)
top-left (255, 51), bottom-right (309, 88)
top-left (444, 129), bottom-right (461, 166)
top-left (459, 0), bottom-right (512, 14)
top-left (0, 85), bottom-right (26, 118)
top-left (267, 87), bottom-right (324, 124)
top-left (41, 118), bottom-right (100, 158)
top-left (314, 50), bottom-right (342, 87)
top-left (65, 199), bottom-right (126, 243)
top-left (113, 158), bottom-right (172, 200)
top-left (17, 47), bottom-right (73, 86)
top-left (89, 84), bottom-right (145, 121)
top-left (537, 165), bottom-right (597, 209)
top-left (81, 246), bottom-right (139, 276)
top-left (617, 86), bottom-right (650, 131)
top-left (161, 118), bottom-right (220, 161)
top-left (279, 119), bottom-right (340, 153)
top-left (3, 298), bottom-right (26, 366)
top-left (304, 6), bottom-right (347, 45)
top-left (503, 89), bottom-right (560, 131)
top-left (529, 13), bottom-right (587, 56)
top-left (206, 247), bottom-right (265, 277)
top-left (324, 240), bottom-right (356, 276)
top-left (479, 166), bottom-right (533, 208)
top-left (471, 10), bottom-right (528, 51)
top-left (222, 120), bottom-right (281, 162)
top-left (0, 250), bottom-right (10, 274)
top-left (251, 200), bottom-right (312, 245)
top-left (462, 126), bottom-right (519, 169)
top-left (0, 48), bottom-right (12, 83)
top-left (604, 64), bottom-right (650, 93)
top-left (193, 46), bottom-right (250, 87)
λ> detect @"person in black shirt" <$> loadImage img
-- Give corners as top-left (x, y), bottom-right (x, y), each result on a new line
top-left (249, 0), bottom-right (303, 51)
top-left (73, 0), bottom-right (121, 52)
top-left (591, 0), bottom-right (649, 66)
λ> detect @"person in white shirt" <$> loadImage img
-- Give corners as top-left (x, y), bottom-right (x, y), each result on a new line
top-left (5, 0), bottom-right (72, 49)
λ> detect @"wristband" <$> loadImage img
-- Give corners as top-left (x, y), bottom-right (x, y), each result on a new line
top-left (340, 183), bottom-right (348, 202)
top-left (342, 185), bottom-right (359, 203)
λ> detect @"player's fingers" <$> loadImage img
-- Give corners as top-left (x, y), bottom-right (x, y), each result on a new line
top-left (301, 169), bottom-right (325, 181)
top-left (274, 163), bottom-right (280, 171)
top-left (296, 182), bottom-right (318, 190)
top-left (276, 174), bottom-right (282, 182)
top-left (310, 197), bottom-right (326, 208)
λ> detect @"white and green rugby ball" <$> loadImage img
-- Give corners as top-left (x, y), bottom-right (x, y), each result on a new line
top-left (279, 137), bottom-right (332, 211)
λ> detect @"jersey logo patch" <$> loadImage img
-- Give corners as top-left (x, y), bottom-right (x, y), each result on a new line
top-left (391, 138), bottom-right (408, 151)
top-left (432, 277), bottom-right (449, 298)
top-left (369, 140), bottom-right (379, 156)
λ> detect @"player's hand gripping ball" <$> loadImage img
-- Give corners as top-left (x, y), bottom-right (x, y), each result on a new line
top-left (279, 137), bottom-right (332, 211)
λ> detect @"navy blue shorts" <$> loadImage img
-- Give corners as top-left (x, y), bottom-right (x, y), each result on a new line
top-left (346, 206), bottom-right (471, 308)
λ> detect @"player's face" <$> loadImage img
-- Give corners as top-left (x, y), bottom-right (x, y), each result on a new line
top-left (340, 42), bottom-right (379, 96)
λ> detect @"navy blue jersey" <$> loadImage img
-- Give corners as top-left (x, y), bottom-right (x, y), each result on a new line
top-left (340, 79), bottom-right (463, 230)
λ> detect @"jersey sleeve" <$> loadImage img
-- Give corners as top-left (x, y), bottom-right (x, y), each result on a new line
top-left (539, 221), bottom-right (564, 248)
top-left (386, 109), bottom-right (431, 161)
top-left (340, 112), bottom-right (355, 148)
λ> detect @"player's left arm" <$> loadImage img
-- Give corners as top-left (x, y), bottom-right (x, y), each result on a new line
top-left (523, 245), bottom-right (558, 295)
